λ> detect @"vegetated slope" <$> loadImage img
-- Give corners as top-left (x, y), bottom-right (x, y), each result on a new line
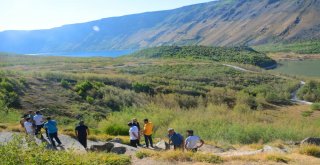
top-left (254, 39), bottom-right (320, 54)
top-left (131, 46), bottom-right (276, 68)
top-left (0, 0), bottom-right (320, 53)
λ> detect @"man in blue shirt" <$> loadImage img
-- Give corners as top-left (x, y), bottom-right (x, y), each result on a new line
top-left (168, 128), bottom-right (184, 150)
top-left (44, 117), bottom-right (62, 148)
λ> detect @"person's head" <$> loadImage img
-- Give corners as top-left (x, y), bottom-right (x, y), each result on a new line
top-left (132, 118), bottom-right (137, 123)
top-left (168, 128), bottom-right (175, 135)
top-left (144, 118), bottom-right (149, 124)
top-left (46, 117), bottom-right (51, 121)
top-left (28, 110), bottom-right (34, 114)
top-left (21, 114), bottom-right (28, 119)
top-left (26, 117), bottom-right (31, 122)
top-left (187, 130), bottom-right (194, 136)
top-left (79, 121), bottom-right (84, 125)
top-left (128, 122), bottom-right (133, 127)
top-left (36, 111), bottom-right (41, 115)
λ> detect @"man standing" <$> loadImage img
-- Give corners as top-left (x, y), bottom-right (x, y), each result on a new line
top-left (33, 111), bottom-right (45, 138)
top-left (75, 121), bottom-right (89, 149)
top-left (44, 117), bottom-right (63, 148)
top-left (185, 130), bottom-right (204, 152)
top-left (143, 118), bottom-right (154, 148)
top-left (132, 118), bottom-right (141, 146)
top-left (168, 128), bottom-right (184, 150)
top-left (128, 122), bottom-right (139, 148)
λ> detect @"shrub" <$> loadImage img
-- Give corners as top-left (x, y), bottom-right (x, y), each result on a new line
top-left (193, 152), bottom-right (223, 164)
top-left (299, 145), bottom-right (320, 158)
top-left (135, 149), bottom-right (157, 159)
top-left (132, 82), bottom-right (153, 94)
top-left (61, 79), bottom-right (71, 88)
top-left (301, 110), bottom-right (314, 117)
top-left (104, 124), bottom-right (128, 136)
top-left (311, 103), bottom-right (320, 111)
top-left (86, 96), bottom-right (95, 104)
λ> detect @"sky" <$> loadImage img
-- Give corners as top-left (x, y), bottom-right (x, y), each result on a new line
top-left (0, 0), bottom-right (215, 31)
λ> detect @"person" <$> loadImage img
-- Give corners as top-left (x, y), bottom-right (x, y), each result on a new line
top-left (20, 114), bottom-right (28, 128)
top-left (168, 128), bottom-right (184, 150)
top-left (33, 111), bottom-right (45, 137)
top-left (44, 117), bottom-right (63, 148)
top-left (143, 118), bottom-right (154, 148)
top-left (75, 121), bottom-right (89, 149)
top-left (132, 118), bottom-right (141, 146)
top-left (27, 111), bottom-right (35, 123)
top-left (128, 122), bottom-right (139, 148)
top-left (24, 117), bottom-right (35, 136)
top-left (185, 130), bottom-right (204, 152)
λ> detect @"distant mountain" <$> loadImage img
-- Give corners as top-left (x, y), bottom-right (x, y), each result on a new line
top-left (1, 0), bottom-right (320, 53)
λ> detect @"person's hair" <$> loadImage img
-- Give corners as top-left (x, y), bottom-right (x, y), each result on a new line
top-left (144, 118), bottom-right (148, 122)
top-left (22, 114), bottom-right (28, 118)
top-left (28, 110), bottom-right (33, 114)
top-left (26, 117), bottom-right (31, 121)
top-left (168, 128), bottom-right (174, 132)
top-left (128, 122), bottom-right (133, 126)
top-left (79, 121), bottom-right (84, 125)
top-left (36, 111), bottom-right (41, 114)
top-left (46, 117), bottom-right (51, 120)
top-left (187, 130), bottom-right (194, 135)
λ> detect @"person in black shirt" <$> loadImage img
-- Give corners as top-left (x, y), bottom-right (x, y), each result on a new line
top-left (75, 121), bottom-right (89, 149)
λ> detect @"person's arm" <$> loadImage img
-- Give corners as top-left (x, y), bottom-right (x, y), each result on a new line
top-left (184, 139), bottom-right (188, 150)
top-left (75, 128), bottom-right (78, 137)
top-left (86, 127), bottom-right (90, 136)
top-left (198, 139), bottom-right (204, 148)
top-left (133, 131), bottom-right (139, 139)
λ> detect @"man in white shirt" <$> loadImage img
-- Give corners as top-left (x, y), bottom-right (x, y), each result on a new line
top-left (128, 122), bottom-right (139, 148)
top-left (185, 130), bottom-right (204, 152)
top-left (24, 117), bottom-right (35, 136)
top-left (33, 110), bottom-right (46, 138)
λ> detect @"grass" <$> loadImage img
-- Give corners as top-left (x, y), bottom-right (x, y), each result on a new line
top-left (135, 149), bottom-right (223, 164)
top-left (226, 153), bottom-right (291, 163)
top-left (311, 103), bottom-right (320, 111)
top-left (299, 145), bottom-right (320, 158)
top-left (0, 135), bottom-right (131, 165)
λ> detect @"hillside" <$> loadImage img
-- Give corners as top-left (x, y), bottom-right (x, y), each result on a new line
top-left (131, 46), bottom-right (276, 68)
top-left (1, 0), bottom-right (320, 53)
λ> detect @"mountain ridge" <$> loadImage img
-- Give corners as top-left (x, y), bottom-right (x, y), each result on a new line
top-left (0, 0), bottom-right (320, 53)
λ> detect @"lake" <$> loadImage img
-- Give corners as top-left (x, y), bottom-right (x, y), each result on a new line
top-left (26, 50), bottom-right (135, 57)
top-left (274, 59), bottom-right (320, 77)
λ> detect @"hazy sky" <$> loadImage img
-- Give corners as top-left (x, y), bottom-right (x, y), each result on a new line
top-left (0, 0), bottom-right (215, 31)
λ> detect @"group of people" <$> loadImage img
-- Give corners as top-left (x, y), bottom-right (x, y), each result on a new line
top-left (20, 110), bottom-right (89, 149)
top-left (128, 118), bottom-right (204, 152)
top-left (20, 111), bottom-right (204, 152)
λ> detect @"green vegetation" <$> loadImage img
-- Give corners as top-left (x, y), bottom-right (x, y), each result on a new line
top-left (131, 46), bottom-right (276, 68)
top-left (0, 136), bottom-right (130, 165)
top-left (311, 103), bottom-right (320, 111)
top-left (299, 145), bottom-right (320, 158)
top-left (297, 81), bottom-right (320, 102)
top-left (274, 60), bottom-right (320, 77)
top-left (254, 40), bottom-right (320, 54)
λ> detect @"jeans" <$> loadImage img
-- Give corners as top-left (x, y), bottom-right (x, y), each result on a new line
top-left (130, 139), bottom-right (139, 148)
top-left (144, 135), bottom-right (153, 147)
top-left (48, 132), bottom-right (62, 147)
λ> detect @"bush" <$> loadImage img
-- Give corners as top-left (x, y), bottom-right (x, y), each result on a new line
top-left (299, 145), bottom-right (320, 158)
top-left (135, 149), bottom-right (157, 159)
top-left (61, 79), bottom-right (71, 88)
top-left (193, 152), bottom-right (223, 163)
top-left (311, 103), bottom-right (320, 111)
top-left (104, 124), bottom-right (128, 136)
top-left (86, 96), bottom-right (95, 104)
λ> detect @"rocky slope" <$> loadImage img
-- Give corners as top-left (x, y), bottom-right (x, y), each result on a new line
top-left (0, 0), bottom-right (320, 53)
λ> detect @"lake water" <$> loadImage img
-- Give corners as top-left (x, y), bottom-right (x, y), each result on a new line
top-left (26, 50), bottom-right (135, 57)
top-left (274, 59), bottom-right (320, 77)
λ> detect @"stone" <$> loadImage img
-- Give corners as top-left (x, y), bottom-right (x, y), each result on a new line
top-left (111, 146), bottom-right (126, 154)
top-left (109, 138), bottom-right (123, 144)
top-left (301, 137), bottom-right (320, 146)
top-left (90, 142), bottom-right (114, 152)
top-left (155, 140), bottom-right (170, 150)
top-left (262, 145), bottom-right (286, 153)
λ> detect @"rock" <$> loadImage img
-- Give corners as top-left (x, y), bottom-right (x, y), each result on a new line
top-left (200, 144), bottom-right (227, 153)
top-left (262, 145), bottom-right (286, 153)
top-left (155, 140), bottom-right (170, 150)
top-left (90, 142), bottom-right (114, 152)
top-left (108, 138), bottom-right (123, 144)
top-left (301, 137), bottom-right (320, 146)
top-left (111, 146), bottom-right (126, 154)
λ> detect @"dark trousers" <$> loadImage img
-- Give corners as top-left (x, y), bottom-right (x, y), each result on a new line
top-left (130, 139), bottom-right (139, 148)
top-left (49, 132), bottom-right (62, 147)
top-left (35, 124), bottom-right (48, 137)
top-left (78, 136), bottom-right (87, 148)
top-left (144, 135), bottom-right (153, 147)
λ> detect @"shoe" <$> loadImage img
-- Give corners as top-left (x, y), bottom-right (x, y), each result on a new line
top-left (57, 144), bottom-right (63, 147)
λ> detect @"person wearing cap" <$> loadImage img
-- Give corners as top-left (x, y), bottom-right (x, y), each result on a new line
top-left (132, 118), bottom-right (141, 146)
top-left (75, 121), bottom-right (89, 149)
top-left (143, 118), bottom-right (154, 148)
top-left (185, 130), bottom-right (204, 152)
top-left (168, 128), bottom-right (184, 150)
top-left (128, 122), bottom-right (139, 148)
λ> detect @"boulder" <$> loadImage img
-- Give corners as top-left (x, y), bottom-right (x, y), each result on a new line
top-left (90, 142), bottom-right (114, 152)
top-left (112, 142), bottom-right (138, 155)
top-left (111, 146), bottom-right (126, 154)
top-left (262, 145), bottom-right (287, 153)
top-left (108, 138), bottom-right (123, 144)
top-left (301, 137), bottom-right (320, 145)
top-left (155, 140), bottom-right (170, 150)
